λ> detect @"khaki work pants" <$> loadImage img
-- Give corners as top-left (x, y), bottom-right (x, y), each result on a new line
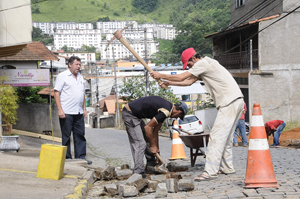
top-left (203, 98), bottom-right (244, 176)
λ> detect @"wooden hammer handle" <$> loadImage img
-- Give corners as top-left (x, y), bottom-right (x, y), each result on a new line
top-left (155, 153), bottom-right (165, 164)
top-left (114, 30), bottom-right (168, 89)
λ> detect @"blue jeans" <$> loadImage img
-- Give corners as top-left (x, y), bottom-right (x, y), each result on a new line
top-left (272, 122), bottom-right (286, 146)
top-left (233, 119), bottom-right (248, 146)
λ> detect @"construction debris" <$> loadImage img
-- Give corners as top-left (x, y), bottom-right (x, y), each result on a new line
top-left (90, 161), bottom-right (195, 198)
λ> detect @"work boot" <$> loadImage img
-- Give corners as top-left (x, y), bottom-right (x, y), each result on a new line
top-left (145, 160), bottom-right (156, 174)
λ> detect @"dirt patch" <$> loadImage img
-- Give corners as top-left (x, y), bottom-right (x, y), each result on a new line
top-left (241, 128), bottom-right (300, 148)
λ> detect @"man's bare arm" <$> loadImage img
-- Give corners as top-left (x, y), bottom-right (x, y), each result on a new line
top-left (144, 119), bottom-right (162, 154)
top-left (54, 90), bottom-right (65, 118)
top-left (151, 71), bottom-right (194, 82)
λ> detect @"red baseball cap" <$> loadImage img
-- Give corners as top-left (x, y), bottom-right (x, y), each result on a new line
top-left (181, 48), bottom-right (196, 70)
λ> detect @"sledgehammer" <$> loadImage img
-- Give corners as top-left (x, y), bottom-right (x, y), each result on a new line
top-left (105, 25), bottom-right (168, 89)
top-left (154, 153), bottom-right (168, 174)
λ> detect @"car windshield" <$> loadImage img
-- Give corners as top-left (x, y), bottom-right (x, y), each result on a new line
top-left (179, 116), bottom-right (199, 124)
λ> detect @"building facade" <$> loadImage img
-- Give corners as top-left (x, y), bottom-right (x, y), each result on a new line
top-left (54, 29), bottom-right (101, 50)
top-left (206, 0), bottom-right (300, 122)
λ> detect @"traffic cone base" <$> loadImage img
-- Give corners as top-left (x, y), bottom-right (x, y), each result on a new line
top-left (244, 103), bottom-right (279, 188)
top-left (169, 120), bottom-right (187, 160)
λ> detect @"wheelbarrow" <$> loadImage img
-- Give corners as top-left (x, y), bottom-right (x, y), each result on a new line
top-left (174, 128), bottom-right (210, 167)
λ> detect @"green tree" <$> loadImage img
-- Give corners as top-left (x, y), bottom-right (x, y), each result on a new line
top-left (81, 45), bottom-right (96, 52)
top-left (32, 26), bottom-right (54, 45)
top-left (0, 76), bottom-right (19, 125)
top-left (170, 0), bottom-right (230, 56)
top-left (61, 45), bottom-right (69, 52)
top-left (14, 87), bottom-right (47, 104)
top-left (119, 76), bottom-right (179, 103)
top-left (132, 0), bottom-right (158, 13)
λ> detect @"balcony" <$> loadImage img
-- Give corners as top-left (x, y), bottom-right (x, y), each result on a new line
top-left (214, 50), bottom-right (258, 71)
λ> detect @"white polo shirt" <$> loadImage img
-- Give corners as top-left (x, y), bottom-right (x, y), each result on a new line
top-left (188, 56), bottom-right (243, 108)
top-left (54, 69), bottom-right (85, 114)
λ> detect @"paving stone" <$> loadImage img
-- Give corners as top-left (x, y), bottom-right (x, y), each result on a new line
top-left (101, 166), bottom-right (116, 180)
top-left (150, 174), bottom-right (167, 182)
top-left (118, 184), bottom-right (139, 197)
top-left (104, 184), bottom-right (118, 197)
top-left (115, 168), bottom-right (133, 180)
top-left (126, 173), bottom-right (143, 185)
top-left (155, 183), bottom-right (167, 198)
top-left (178, 179), bottom-right (194, 192)
top-left (166, 178), bottom-right (178, 193)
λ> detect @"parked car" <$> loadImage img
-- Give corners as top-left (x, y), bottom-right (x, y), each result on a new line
top-left (168, 115), bottom-right (204, 139)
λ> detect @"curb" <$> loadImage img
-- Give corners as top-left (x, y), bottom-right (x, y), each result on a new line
top-left (64, 180), bottom-right (88, 199)
top-left (64, 169), bottom-right (95, 199)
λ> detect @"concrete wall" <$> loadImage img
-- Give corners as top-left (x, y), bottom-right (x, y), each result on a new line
top-left (13, 103), bottom-right (62, 137)
top-left (248, 9), bottom-right (300, 123)
top-left (194, 108), bottom-right (218, 131)
top-left (249, 70), bottom-right (300, 123)
top-left (230, 0), bottom-right (282, 25)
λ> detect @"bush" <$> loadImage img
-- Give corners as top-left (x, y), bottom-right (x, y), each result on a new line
top-left (0, 76), bottom-right (19, 125)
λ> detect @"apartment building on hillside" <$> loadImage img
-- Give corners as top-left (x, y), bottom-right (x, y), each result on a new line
top-left (53, 29), bottom-right (101, 50)
top-left (33, 22), bottom-right (93, 35)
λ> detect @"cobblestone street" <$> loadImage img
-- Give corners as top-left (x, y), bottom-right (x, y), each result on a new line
top-left (84, 129), bottom-right (300, 198)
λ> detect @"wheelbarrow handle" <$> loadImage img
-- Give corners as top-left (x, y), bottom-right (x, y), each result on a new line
top-left (172, 127), bottom-right (193, 135)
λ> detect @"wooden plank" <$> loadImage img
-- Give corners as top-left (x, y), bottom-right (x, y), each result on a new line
top-left (11, 129), bottom-right (62, 143)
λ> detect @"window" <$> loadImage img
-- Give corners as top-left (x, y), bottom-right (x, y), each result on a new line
top-left (236, 0), bottom-right (245, 8)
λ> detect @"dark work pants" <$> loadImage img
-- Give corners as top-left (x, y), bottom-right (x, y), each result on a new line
top-left (122, 108), bottom-right (155, 174)
top-left (59, 114), bottom-right (86, 159)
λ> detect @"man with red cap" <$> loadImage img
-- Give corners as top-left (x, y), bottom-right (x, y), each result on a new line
top-left (150, 48), bottom-right (244, 181)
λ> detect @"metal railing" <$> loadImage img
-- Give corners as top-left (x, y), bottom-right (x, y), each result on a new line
top-left (214, 50), bottom-right (258, 70)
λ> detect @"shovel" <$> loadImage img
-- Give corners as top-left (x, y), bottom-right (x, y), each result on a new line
top-left (154, 153), bottom-right (168, 174)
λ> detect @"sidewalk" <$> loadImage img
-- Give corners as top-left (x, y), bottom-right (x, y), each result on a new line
top-left (0, 130), bottom-right (106, 199)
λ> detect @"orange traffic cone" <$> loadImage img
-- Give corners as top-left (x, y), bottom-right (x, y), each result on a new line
top-left (244, 103), bottom-right (279, 188)
top-left (169, 120), bottom-right (187, 160)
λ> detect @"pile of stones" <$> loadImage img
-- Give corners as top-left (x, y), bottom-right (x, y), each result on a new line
top-left (92, 163), bottom-right (194, 198)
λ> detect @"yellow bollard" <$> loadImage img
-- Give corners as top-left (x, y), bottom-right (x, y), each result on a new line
top-left (36, 144), bottom-right (67, 180)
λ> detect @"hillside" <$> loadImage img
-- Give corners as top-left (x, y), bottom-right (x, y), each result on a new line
top-left (31, 0), bottom-right (184, 24)
top-left (31, 0), bottom-right (231, 58)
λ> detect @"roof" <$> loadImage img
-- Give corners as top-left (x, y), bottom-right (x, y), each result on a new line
top-left (205, 14), bottom-right (280, 38)
top-left (99, 95), bottom-right (125, 114)
top-left (37, 87), bottom-right (54, 97)
top-left (0, 41), bottom-right (58, 61)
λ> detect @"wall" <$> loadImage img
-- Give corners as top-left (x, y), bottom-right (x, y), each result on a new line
top-left (230, 0), bottom-right (282, 25)
top-left (13, 103), bottom-right (62, 137)
top-left (194, 108), bottom-right (218, 131)
top-left (248, 10), bottom-right (300, 123)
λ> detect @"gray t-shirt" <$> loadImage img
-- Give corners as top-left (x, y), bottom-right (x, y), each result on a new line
top-left (188, 56), bottom-right (243, 108)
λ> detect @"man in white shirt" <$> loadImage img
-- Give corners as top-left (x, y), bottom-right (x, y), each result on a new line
top-left (150, 48), bottom-right (244, 181)
top-left (54, 56), bottom-right (91, 164)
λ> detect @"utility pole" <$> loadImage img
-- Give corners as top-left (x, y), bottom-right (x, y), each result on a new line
top-left (144, 28), bottom-right (149, 96)
top-left (96, 63), bottom-right (99, 107)
top-left (112, 44), bottom-right (120, 128)
top-left (250, 39), bottom-right (253, 72)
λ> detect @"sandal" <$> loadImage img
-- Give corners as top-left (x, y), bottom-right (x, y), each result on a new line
top-left (217, 170), bottom-right (236, 175)
top-left (194, 174), bottom-right (218, 182)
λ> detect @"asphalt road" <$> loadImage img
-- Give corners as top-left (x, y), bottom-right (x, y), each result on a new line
top-left (85, 128), bottom-right (191, 168)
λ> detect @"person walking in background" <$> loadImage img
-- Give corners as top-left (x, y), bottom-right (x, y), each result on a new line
top-left (54, 56), bottom-right (92, 164)
top-left (150, 48), bottom-right (244, 181)
top-left (265, 120), bottom-right (286, 147)
top-left (233, 102), bottom-right (248, 147)
top-left (122, 96), bottom-right (188, 178)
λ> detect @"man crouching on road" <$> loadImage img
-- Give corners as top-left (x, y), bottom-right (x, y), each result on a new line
top-left (122, 96), bottom-right (188, 178)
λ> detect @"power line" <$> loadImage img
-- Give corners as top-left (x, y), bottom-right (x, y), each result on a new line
top-left (223, 3), bottom-right (300, 55)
